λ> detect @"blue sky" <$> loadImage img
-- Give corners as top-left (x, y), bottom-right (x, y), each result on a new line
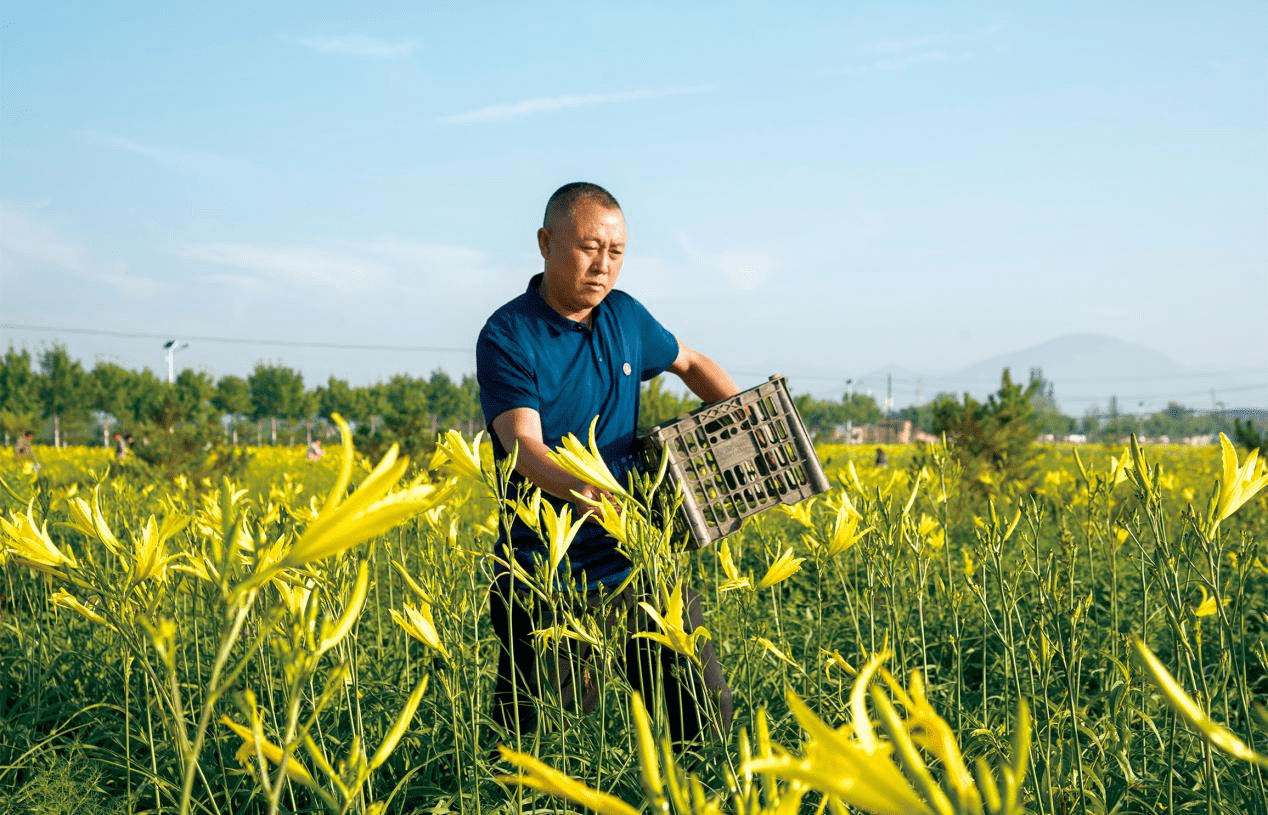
top-left (1, 1), bottom-right (1264, 410)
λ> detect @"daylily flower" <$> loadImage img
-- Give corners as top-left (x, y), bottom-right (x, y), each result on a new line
top-left (498, 746), bottom-right (639, 815)
top-left (222, 715), bottom-right (321, 791)
top-left (777, 497), bottom-right (816, 528)
top-left (540, 502), bottom-right (586, 573)
top-left (1212, 432), bottom-right (1268, 532)
top-left (1193, 584), bottom-right (1228, 619)
top-left (429, 428), bottom-right (485, 484)
top-left (756, 636), bottom-right (801, 670)
top-left (1133, 638), bottom-right (1267, 767)
top-left (717, 539), bottom-right (752, 592)
top-left (814, 501), bottom-right (871, 558)
top-left (757, 547), bottom-right (804, 589)
top-left (1, 504), bottom-right (77, 575)
top-left (50, 589), bottom-right (108, 626)
top-left (744, 652), bottom-right (933, 815)
top-left (547, 416), bottom-right (630, 500)
top-left (131, 513), bottom-right (190, 583)
top-left (65, 490), bottom-right (125, 557)
top-left (634, 580), bottom-right (710, 662)
top-left (390, 600), bottom-right (451, 660)
top-left (282, 414), bottom-right (450, 568)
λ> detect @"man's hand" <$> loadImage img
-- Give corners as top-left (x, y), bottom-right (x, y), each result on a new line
top-left (492, 408), bottom-right (615, 520)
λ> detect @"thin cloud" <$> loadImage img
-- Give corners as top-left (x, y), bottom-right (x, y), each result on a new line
top-left (299, 35), bottom-right (418, 58)
top-left (81, 131), bottom-right (245, 177)
top-left (437, 85), bottom-right (714, 125)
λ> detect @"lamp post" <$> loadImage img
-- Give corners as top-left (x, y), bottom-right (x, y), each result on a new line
top-left (164, 340), bottom-right (189, 384)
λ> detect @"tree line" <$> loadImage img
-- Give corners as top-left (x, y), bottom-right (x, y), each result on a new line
top-left (0, 344), bottom-right (482, 452)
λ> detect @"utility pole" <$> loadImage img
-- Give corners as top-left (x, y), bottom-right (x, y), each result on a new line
top-left (164, 340), bottom-right (189, 384)
top-left (886, 372), bottom-right (893, 417)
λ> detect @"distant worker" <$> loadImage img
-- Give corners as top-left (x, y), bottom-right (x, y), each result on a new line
top-left (875, 446), bottom-right (888, 467)
top-left (306, 438), bottom-right (325, 461)
top-left (14, 431), bottom-right (34, 460)
top-left (14, 431), bottom-right (39, 472)
top-left (114, 431), bottom-right (129, 463)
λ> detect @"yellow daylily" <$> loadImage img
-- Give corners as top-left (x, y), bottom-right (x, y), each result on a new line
top-left (282, 414), bottom-right (451, 568)
top-left (65, 490), bottom-right (125, 557)
top-left (757, 547), bottom-right (804, 590)
top-left (1193, 584), bottom-right (1228, 619)
top-left (1212, 433), bottom-right (1268, 532)
top-left (429, 428), bottom-right (485, 484)
top-left (547, 416), bottom-right (630, 500)
top-left (222, 716), bottom-right (321, 791)
top-left (1, 504), bottom-right (77, 575)
top-left (1132, 638), bottom-right (1268, 767)
top-left (915, 514), bottom-right (944, 550)
top-left (634, 581), bottom-right (710, 662)
top-left (744, 663), bottom-right (933, 815)
top-left (756, 636), bottom-right (801, 671)
top-left (498, 746), bottom-right (639, 815)
top-left (1108, 447), bottom-right (1133, 487)
top-left (132, 514), bottom-right (190, 583)
top-left (390, 601), bottom-right (451, 660)
top-left (776, 497), bottom-right (816, 528)
top-left (50, 588), bottom-right (108, 626)
top-left (717, 539), bottom-right (752, 592)
top-left (540, 502), bottom-right (586, 573)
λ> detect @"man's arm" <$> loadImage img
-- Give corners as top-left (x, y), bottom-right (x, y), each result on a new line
top-left (668, 342), bottom-right (740, 403)
top-left (491, 407), bottom-right (610, 512)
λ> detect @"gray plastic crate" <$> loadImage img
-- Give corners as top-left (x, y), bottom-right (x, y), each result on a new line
top-left (637, 374), bottom-right (830, 549)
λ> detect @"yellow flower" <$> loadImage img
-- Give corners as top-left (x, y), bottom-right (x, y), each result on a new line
top-left (757, 547), bottom-right (804, 590)
top-left (282, 414), bottom-right (450, 568)
top-left (222, 715), bottom-right (321, 791)
top-left (915, 514), bottom-right (944, 550)
top-left (65, 490), bottom-right (124, 557)
top-left (776, 497), bottom-right (816, 528)
top-left (1108, 447), bottom-right (1133, 487)
top-left (498, 746), bottom-right (639, 815)
top-left (634, 580), bottom-right (710, 662)
top-left (539, 502), bottom-right (586, 573)
top-left (756, 636), bottom-right (801, 671)
top-left (1132, 638), bottom-right (1268, 767)
top-left (744, 674), bottom-right (932, 815)
top-left (1212, 433), bottom-right (1268, 531)
top-left (817, 502), bottom-right (871, 558)
top-left (547, 416), bottom-right (630, 500)
top-left (717, 539), bottom-right (752, 592)
top-left (390, 601), bottom-right (451, 660)
top-left (1, 504), bottom-right (77, 575)
top-left (1193, 584), bottom-right (1228, 619)
top-left (429, 428), bottom-right (485, 484)
top-left (131, 514), bottom-right (190, 583)
top-left (629, 692), bottom-right (663, 800)
top-left (50, 589), bottom-right (108, 626)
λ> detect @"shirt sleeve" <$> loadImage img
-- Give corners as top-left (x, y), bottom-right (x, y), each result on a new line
top-left (628, 296), bottom-right (679, 380)
top-left (476, 320), bottom-right (539, 424)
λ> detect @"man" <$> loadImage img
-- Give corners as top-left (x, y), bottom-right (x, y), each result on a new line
top-left (476, 182), bottom-right (737, 747)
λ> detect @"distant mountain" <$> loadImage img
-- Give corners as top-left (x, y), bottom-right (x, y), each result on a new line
top-left (945, 334), bottom-right (1264, 414)
top-left (952, 333), bottom-right (1185, 390)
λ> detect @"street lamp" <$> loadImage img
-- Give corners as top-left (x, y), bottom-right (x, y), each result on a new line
top-left (164, 340), bottom-right (189, 384)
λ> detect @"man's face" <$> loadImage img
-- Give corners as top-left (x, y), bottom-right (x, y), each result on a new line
top-left (537, 198), bottom-right (626, 320)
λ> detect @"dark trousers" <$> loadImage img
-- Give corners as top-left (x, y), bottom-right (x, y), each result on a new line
top-left (489, 578), bottom-right (733, 748)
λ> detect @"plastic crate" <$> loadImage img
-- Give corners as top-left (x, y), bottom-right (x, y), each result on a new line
top-left (637, 375), bottom-right (830, 549)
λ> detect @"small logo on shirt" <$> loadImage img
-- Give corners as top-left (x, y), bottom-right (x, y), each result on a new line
top-left (622, 362), bottom-right (632, 376)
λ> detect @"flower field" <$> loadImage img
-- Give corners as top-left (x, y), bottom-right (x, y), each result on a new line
top-left (1, 432), bottom-right (1265, 814)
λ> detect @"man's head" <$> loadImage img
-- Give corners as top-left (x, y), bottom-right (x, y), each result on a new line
top-left (537, 182), bottom-right (626, 322)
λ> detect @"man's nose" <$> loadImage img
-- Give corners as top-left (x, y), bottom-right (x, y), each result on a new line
top-left (591, 250), bottom-right (613, 274)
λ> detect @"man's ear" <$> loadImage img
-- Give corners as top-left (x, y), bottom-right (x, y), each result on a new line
top-left (537, 227), bottom-right (551, 260)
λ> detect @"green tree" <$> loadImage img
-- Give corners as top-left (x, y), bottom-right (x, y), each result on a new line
top-left (173, 369), bottom-right (216, 426)
top-left (932, 368), bottom-right (1041, 494)
top-left (212, 375), bottom-right (252, 444)
top-left (88, 361), bottom-right (135, 447)
top-left (0, 346), bottom-right (41, 442)
top-left (38, 343), bottom-right (89, 447)
top-left (248, 363), bottom-right (306, 444)
top-left (641, 377), bottom-right (700, 431)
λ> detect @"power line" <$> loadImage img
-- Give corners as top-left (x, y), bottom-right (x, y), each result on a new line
top-left (0, 322), bottom-right (472, 354)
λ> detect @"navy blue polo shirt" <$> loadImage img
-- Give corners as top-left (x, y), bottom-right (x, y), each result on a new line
top-left (476, 273), bottom-right (679, 590)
